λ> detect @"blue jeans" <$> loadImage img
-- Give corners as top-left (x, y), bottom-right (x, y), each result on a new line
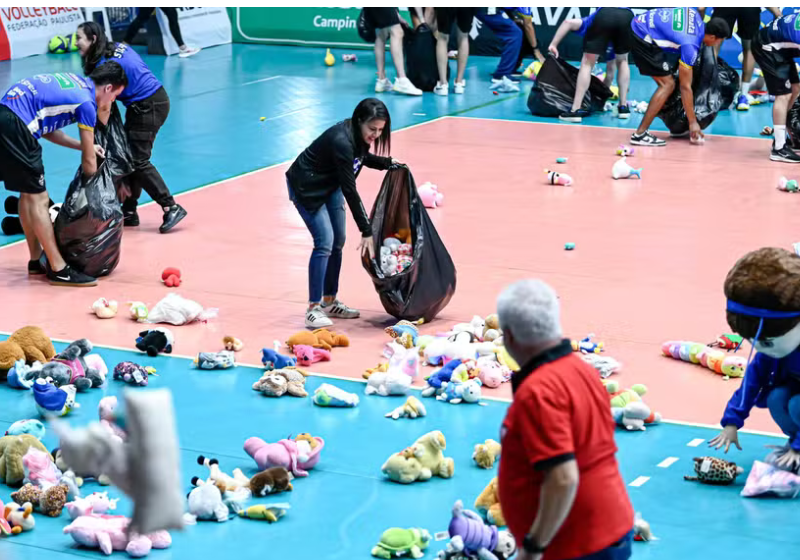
top-left (476, 9), bottom-right (523, 80)
top-left (288, 183), bottom-right (346, 304)
top-left (767, 381), bottom-right (800, 442)
top-left (572, 530), bottom-right (633, 560)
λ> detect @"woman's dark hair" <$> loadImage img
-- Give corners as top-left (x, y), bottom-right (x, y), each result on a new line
top-left (89, 60), bottom-right (128, 89)
top-left (351, 97), bottom-right (391, 156)
top-left (78, 21), bottom-right (116, 76)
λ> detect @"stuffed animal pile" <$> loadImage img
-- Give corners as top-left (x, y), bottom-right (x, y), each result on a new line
top-left (285, 329), bottom-right (349, 367)
top-left (661, 338), bottom-right (747, 379)
top-left (380, 235), bottom-right (414, 277)
top-left (601, 380), bottom-right (661, 431)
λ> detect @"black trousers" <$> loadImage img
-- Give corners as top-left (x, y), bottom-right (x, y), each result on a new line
top-left (124, 7), bottom-right (184, 46)
top-left (123, 86), bottom-right (174, 212)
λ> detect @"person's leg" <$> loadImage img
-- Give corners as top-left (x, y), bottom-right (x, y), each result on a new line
top-left (160, 8), bottom-right (200, 57)
top-left (616, 54), bottom-right (631, 109)
top-left (387, 24), bottom-right (407, 80)
top-left (321, 189), bottom-right (359, 319)
top-left (561, 53), bottom-right (598, 121)
top-left (373, 27), bottom-right (393, 93)
top-left (635, 75), bottom-right (674, 134)
top-left (768, 386), bottom-right (800, 440)
top-left (478, 10), bottom-right (523, 84)
top-left (19, 192), bottom-right (63, 269)
top-left (123, 8), bottom-right (154, 44)
top-left (628, 33), bottom-right (672, 146)
top-left (434, 30), bottom-right (450, 93)
top-left (453, 8), bottom-right (473, 90)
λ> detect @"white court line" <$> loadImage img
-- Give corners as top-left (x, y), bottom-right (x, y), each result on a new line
top-left (687, 438), bottom-right (705, 447)
top-left (657, 457), bottom-right (679, 468)
top-left (241, 75), bottom-right (282, 87)
top-left (629, 476), bottom-right (650, 487)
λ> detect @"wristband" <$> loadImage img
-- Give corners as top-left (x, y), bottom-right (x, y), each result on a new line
top-left (523, 534), bottom-right (546, 554)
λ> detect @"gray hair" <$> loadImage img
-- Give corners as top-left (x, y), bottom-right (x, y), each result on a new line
top-left (496, 279), bottom-right (562, 345)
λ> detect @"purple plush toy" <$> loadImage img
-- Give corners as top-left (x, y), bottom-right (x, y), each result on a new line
top-left (438, 500), bottom-right (516, 560)
top-left (113, 362), bottom-right (151, 387)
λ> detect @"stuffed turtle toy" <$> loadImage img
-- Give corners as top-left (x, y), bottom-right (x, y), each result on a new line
top-left (371, 527), bottom-right (431, 559)
top-left (684, 456), bottom-right (744, 485)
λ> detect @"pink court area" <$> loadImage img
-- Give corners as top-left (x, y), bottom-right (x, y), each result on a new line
top-left (1, 116), bottom-right (797, 433)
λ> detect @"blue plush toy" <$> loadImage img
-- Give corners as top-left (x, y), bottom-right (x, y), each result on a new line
top-left (4, 419), bottom-right (46, 440)
top-left (421, 359), bottom-right (462, 398)
top-left (437, 378), bottom-right (484, 405)
top-left (7, 359), bottom-right (39, 390)
top-left (261, 348), bottom-right (296, 371)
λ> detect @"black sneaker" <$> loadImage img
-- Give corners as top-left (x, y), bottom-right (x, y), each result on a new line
top-left (771, 143), bottom-right (800, 163)
top-left (559, 110), bottom-right (587, 123)
top-left (46, 265), bottom-right (97, 287)
top-left (159, 204), bottom-right (187, 233)
top-left (630, 131), bottom-right (666, 146)
top-left (28, 258), bottom-right (45, 275)
top-left (123, 209), bottom-right (139, 227)
top-left (618, 105), bottom-right (631, 120)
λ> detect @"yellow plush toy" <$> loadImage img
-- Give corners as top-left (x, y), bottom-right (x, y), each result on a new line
top-left (238, 503), bottom-right (289, 522)
top-left (385, 396), bottom-right (427, 420)
top-left (0, 435), bottom-right (50, 486)
top-left (409, 431), bottom-right (455, 479)
top-left (381, 448), bottom-right (429, 484)
top-left (483, 314), bottom-right (501, 342)
top-left (496, 346), bottom-right (519, 372)
top-left (475, 477), bottom-right (505, 527)
top-left (472, 439), bottom-right (501, 469)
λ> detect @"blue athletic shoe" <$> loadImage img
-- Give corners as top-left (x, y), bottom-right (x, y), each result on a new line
top-left (736, 93), bottom-right (750, 111)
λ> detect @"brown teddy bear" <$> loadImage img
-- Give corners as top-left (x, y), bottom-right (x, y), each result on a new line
top-left (0, 434), bottom-right (50, 486)
top-left (475, 477), bottom-right (505, 527)
top-left (473, 439), bottom-right (501, 469)
top-left (249, 466), bottom-right (294, 497)
top-left (252, 369), bottom-right (308, 397)
top-left (285, 329), bottom-right (349, 352)
top-left (0, 326), bottom-right (55, 378)
top-left (10, 483), bottom-right (68, 517)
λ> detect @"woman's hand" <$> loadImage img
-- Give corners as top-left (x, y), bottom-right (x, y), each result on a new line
top-left (94, 144), bottom-right (106, 159)
top-left (548, 44), bottom-right (559, 58)
top-left (708, 425), bottom-right (741, 453)
top-left (359, 236), bottom-right (375, 260)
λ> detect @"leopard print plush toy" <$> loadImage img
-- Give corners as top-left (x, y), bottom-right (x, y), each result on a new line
top-left (684, 456), bottom-right (744, 485)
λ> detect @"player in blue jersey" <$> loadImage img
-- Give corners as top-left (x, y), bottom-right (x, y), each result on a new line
top-left (750, 13), bottom-right (800, 163)
top-left (548, 8), bottom-right (634, 123)
top-left (76, 21), bottom-right (187, 234)
top-left (0, 63), bottom-right (127, 287)
top-left (629, 8), bottom-right (730, 146)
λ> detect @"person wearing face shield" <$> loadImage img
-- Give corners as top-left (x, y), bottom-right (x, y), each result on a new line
top-left (710, 247), bottom-right (800, 473)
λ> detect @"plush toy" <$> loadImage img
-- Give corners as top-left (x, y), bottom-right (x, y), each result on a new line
top-left (313, 328), bottom-right (350, 349)
top-left (741, 460), bottom-right (800, 498)
top-left (602, 380), bottom-right (661, 430)
top-left (252, 368), bottom-right (308, 397)
top-left (418, 181), bottom-right (444, 209)
top-left (482, 314), bottom-right (501, 342)
top-left (386, 396), bottom-right (427, 420)
top-left (184, 479), bottom-right (230, 524)
top-left (33, 379), bottom-right (79, 417)
top-left (633, 513), bottom-right (654, 541)
top-left (10, 483), bottom-right (68, 517)
top-left (62, 514), bottom-right (172, 556)
top-left (5, 419), bottom-right (45, 440)
top-left (312, 383), bottom-right (359, 407)
top-left (192, 456), bottom-right (251, 493)
top-left (22, 447), bottom-right (61, 488)
top-left (66, 492), bottom-right (119, 520)
top-left (1, 195), bottom-right (59, 235)
top-left (98, 396), bottom-right (128, 441)
top-left (366, 348), bottom-right (418, 396)
top-left (113, 362), bottom-right (154, 387)
top-left (437, 378), bottom-right (484, 405)
top-left (544, 169), bottom-right (573, 186)
top-left (6, 359), bottom-right (41, 389)
top-left (477, 358), bottom-right (506, 388)
top-left (709, 333), bottom-right (743, 351)
top-left (128, 301), bottom-right (149, 322)
top-left (91, 298), bottom-right (118, 319)
top-left (144, 292), bottom-right (217, 325)
top-left (572, 334), bottom-right (603, 354)
top-left (0, 326), bottom-right (56, 376)
top-left (364, 361), bottom-right (389, 379)
top-left (262, 343), bottom-right (297, 370)
top-left (438, 500), bottom-right (517, 560)
top-left (294, 433), bottom-right (321, 463)
top-left (244, 435), bottom-right (325, 477)
top-left (249, 467), bottom-right (293, 497)
top-left (579, 353), bottom-right (622, 379)
top-left (684, 456), bottom-right (744, 485)
top-left (222, 336), bottom-right (244, 352)
top-left (662, 340), bottom-right (746, 379)
top-left (161, 267), bottom-right (181, 287)
top-left (0, 434), bottom-right (50, 486)
top-left (238, 503), bottom-right (290, 522)
top-left (381, 448), bottom-right (430, 484)
top-left (372, 527), bottom-right (432, 558)
top-left (473, 439), bottom-right (501, 469)
top-left (286, 329), bottom-right (345, 352)
top-left (135, 328), bottom-right (174, 357)
top-left (386, 319), bottom-right (423, 346)
top-left (475, 477), bottom-right (505, 527)
top-left (3, 501), bottom-right (34, 534)
top-left (194, 350), bottom-right (235, 369)
top-left (421, 359), bottom-right (462, 397)
top-left (44, 339), bottom-right (106, 391)
top-left (293, 344), bottom-right (331, 367)
top-left (408, 431), bottom-right (455, 479)
top-left (611, 156), bottom-right (642, 180)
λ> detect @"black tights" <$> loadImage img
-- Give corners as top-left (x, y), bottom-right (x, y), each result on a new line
top-left (123, 8), bottom-right (184, 46)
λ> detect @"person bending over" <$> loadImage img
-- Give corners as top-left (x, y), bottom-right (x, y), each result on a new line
top-left (285, 98), bottom-right (401, 329)
top-left (77, 21), bottom-right (187, 233)
top-left (710, 247), bottom-right (800, 473)
top-left (549, 7), bottom-right (634, 123)
top-left (628, 8), bottom-right (729, 146)
top-left (0, 63), bottom-right (127, 286)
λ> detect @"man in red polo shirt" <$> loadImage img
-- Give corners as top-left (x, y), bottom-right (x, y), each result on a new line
top-left (496, 279), bottom-right (634, 560)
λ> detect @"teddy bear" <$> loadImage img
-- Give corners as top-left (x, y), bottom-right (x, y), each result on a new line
top-left (0, 434), bottom-right (50, 486)
top-left (473, 440), bottom-right (501, 469)
top-left (437, 378), bottom-right (483, 405)
top-left (222, 336), bottom-right (244, 352)
top-left (135, 328), bottom-right (174, 357)
top-left (408, 431), bottom-right (455, 479)
top-left (381, 449), bottom-right (429, 484)
top-left (475, 477), bottom-right (505, 527)
top-left (293, 344), bottom-right (331, 367)
top-left (185, 479), bottom-right (230, 524)
top-left (385, 396), bottom-right (427, 420)
top-left (249, 467), bottom-right (293, 497)
top-left (286, 329), bottom-right (347, 352)
top-left (10, 483), bottom-right (69, 517)
top-left (39, 339), bottom-right (106, 391)
top-left (252, 368), bottom-right (308, 397)
top-left (0, 326), bottom-right (56, 379)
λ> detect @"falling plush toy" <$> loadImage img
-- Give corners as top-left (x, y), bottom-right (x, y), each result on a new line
top-left (135, 328), bottom-right (174, 357)
top-left (544, 169), bottom-right (573, 186)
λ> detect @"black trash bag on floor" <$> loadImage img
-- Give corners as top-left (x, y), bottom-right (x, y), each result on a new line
top-left (54, 115), bottom-right (125, 278)
top-left (527, 55), bottom-right (613, 117)
top-left (357, 9), bottom-right (376, 43)
top-left (404, 23), bottom-right (448, 92)
top-left (787, 96), bottom-right (800, 144)
top-left (717, 57), bottom-right (740, 110)
top-left (361, 166), bottom-right (456, 323)
top-left (658, 46), bottom-right (722, 135)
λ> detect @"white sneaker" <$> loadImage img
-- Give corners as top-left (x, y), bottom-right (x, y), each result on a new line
top-left (321, 299), bottom-right (360, 319)
top-left (375, 78), bottom-right (393, 93)
top-left (454, 81), bottom-right (465, 94)
top-left (178, 45), bottom-right (200, 58)
top-left (393, 77), bottom-right (423, 96)
top-left (433, 82), bottom-right (449, 96)
top-left (305, 306), bottom-right (333, 328)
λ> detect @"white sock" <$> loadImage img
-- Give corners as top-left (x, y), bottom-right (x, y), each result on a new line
top-left (741, 81), bottom-right (751, 96)
top-left (775, 125), bottom-right (787, 150)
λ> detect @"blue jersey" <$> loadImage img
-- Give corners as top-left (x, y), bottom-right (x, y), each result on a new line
top-left (0, 73), bottom-right (97, 139)
top-left (99, 43), bottom-right (162, 106)
top-left (632, 7), bottom-right (705, 67)
top-left (762, 13), bottom-right (800, 50)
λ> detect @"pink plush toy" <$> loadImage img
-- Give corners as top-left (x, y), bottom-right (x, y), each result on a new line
top-left (418, 182), bottom-right (444, 208)
top-left (63, 514), bottom-right (171, 557)
top-left (478, 361), bottom-right (505, 389)
top-left (66, 492), bottom-right (119, 520)
top-left (22, 447), bottom-right (62, 488)
top-left (544, 169), bottom-right (573, 186)
top-left (243, 436), bottom-right (325, 478)
top-left (99, 396), bottom-right (127, 441)
top-left (293, 344), bottom-right (331, 367)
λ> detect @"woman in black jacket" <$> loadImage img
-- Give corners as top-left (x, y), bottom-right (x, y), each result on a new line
top-left (286, 98), bottom-right (398, 329)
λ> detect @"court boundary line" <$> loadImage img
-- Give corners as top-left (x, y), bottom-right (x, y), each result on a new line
top-left (0, 115), bottom-right (448, 253)
top-left (1, 330), bottom-right (786, 441)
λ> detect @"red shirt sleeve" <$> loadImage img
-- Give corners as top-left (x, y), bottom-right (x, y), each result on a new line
top-left (515, 378), bottom-right (575, 470)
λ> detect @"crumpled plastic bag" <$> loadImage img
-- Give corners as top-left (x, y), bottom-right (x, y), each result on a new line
top-left (741, 460), bottom-right (800, 498)
top-left (146, 293), bottom-right (218, 326)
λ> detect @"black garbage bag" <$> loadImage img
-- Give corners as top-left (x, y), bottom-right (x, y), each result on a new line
top-left (54, 112), bottom-right (126, 278)
top-left (527, 55), bottom-right (613, 117)
top-left (361, 166), bottom-right (456, 323)
top-left (357, 9), bottom-right (376, 43)
top-left (658, 45), bottom-right (722, 135)
top-left (102, 101), bottom-right (134, 185)
top-left (717, 56), bottom-right (740, 110)
top-left (404, 23), bottom-right (448, 92)
top-left (788, 97), bottom-right (800, 144)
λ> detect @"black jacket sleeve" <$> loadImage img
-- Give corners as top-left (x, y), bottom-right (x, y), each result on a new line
top-left (334, 140), bottom-right (373, 237)
top-left (364, 153), bottom-right (393, 170)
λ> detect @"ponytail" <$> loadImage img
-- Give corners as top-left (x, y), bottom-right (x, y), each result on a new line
top-left (78, 21), bottom-right (116, 76)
